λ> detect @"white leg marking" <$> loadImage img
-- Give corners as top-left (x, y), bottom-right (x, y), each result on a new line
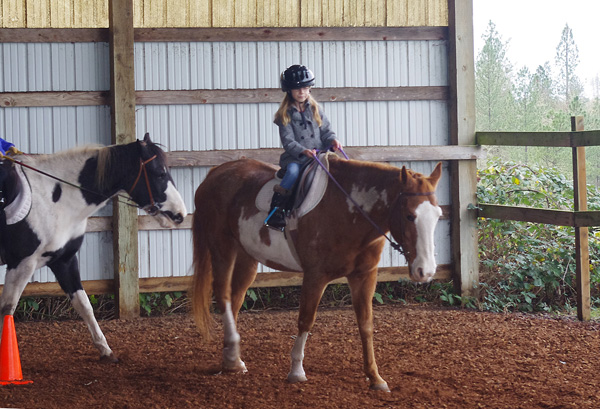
top-left (71, 290), bottom-right (115, 360)
top-left (222, 302), bottom-right (247, 372)
top-left (287, 331), bottom-right (309, 383)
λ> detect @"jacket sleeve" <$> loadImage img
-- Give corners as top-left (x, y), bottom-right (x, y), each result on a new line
top-left (279, 122), bottom-right (306, 159)
top-left (318, 109), bottom-right (337, 147)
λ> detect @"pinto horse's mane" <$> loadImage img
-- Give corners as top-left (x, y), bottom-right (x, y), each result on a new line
top-left (95, 140), bottom-right (167, 191)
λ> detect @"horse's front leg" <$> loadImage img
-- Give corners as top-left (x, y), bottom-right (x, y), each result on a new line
top-left (347, 268), bottom-right (390, 392)
top-left (48, 249), bottom-right (117, 362)
top-left (288, 274), bottom-right (329, 384)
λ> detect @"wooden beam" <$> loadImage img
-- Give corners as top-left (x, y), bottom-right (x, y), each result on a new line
top-left (447, 0), bottom-right (478, 298)
top-left (136, 86), bottom-right (449, 105)
top-left (477, 130), bottom-right (600, 147)
top-left (0, 91), bottom-right (109, 108)
top-left (134, 26), bottom-right (448, 42)
top-left (572, 116), bottom-right (590, 321)
top-left (0, 26), bottom-right (447, 44)
top-left (166, 145), bottom-right (484, 168)
top-left (109, 0), bottom-right (139, 320)
top-left (11, 265), bottom-right (452, 297)
top-left (0, 28), bottom-right (108, 42)
top-left (1, 86), bottom-right (448, 108)
top-left (477, 204), bottom-right (576, 226)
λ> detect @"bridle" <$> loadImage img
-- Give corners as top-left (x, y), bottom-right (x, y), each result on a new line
top-left (128, 155), bottom-right (159, 214)
top-left (312, 151), bottom-right (435, 254)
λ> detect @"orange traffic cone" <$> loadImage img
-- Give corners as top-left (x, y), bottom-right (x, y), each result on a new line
top-left (0, 315), bottom-right (33, 385)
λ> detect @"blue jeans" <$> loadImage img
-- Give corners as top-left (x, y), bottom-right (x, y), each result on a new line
top-left (280, 162), bottom-right (301, 190)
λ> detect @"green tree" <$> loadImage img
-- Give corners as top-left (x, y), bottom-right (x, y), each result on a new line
top-left (555, 24), bottom-right (583, 105)
top-left (475, 21), bottom-right (516, 132)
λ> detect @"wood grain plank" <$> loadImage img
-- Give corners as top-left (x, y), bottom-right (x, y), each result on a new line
top-left (0, 26), bottom-right (447, 43)
top-left (11, 265), bottom-right (452, 297)
top-left (165, 145), bottom-right (484, 168)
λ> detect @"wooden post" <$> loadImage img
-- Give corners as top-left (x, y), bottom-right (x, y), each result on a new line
top-left (447, 0), bottom-right (479, 297)
top-left (572, 116), bottom-right (590, 321)
top-left (109, 0), bottom-right (139, 319)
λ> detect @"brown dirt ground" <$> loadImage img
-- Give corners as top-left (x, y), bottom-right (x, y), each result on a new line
top-left (1, 304), bottom-right (600, 409)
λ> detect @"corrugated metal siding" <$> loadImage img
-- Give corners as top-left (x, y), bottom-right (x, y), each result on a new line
top-left (1, 36), bottom-right (451, 284)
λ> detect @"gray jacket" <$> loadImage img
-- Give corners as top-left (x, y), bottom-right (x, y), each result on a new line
top-left (276, 102), bottom-right (337, 170)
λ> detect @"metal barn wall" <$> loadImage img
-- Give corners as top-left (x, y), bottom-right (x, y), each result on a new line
top-left (0, 36), bottom-right (451, 284)
top-left (133, 39), bottom-right (452, 276)
top-left (0, 0), bottom-right (454, 289)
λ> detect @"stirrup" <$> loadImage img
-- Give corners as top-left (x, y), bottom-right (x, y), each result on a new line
top-left (264, 207), bottom-right (286, 231)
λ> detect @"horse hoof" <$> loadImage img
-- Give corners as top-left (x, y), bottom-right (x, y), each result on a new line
top-left (222, 360), bottom-right (248, 374)
top-left (370, 382), bottom-right (390, 392)
top-left (287, 373), bottom-right (308, 383)
top-left (99, 353), bottom-right (119, 363)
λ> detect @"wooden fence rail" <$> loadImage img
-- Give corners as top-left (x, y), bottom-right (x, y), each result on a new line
top-left (476, 116), bottom-right (594, 321)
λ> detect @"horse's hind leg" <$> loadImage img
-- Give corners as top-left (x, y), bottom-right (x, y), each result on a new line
top-left (212, 248), bottom-right (257, 373)
top-left (49, 250), bottom-right (117, 362)
top-left (346, 268), bottom-right (389, 392)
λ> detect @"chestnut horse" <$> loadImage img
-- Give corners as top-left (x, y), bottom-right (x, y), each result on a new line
top-left (191, 155), bottom-right (442, 391)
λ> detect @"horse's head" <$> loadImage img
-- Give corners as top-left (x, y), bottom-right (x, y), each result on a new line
top-left (389, 162), bottom-right (442, 283)
top-left (128, 133), bottom-right (187, 228)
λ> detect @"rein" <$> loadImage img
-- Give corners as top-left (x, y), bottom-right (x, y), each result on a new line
top-left (312, 151), bottom-right (434, 254)
top-left (4, 154), bottom-right (157, 210)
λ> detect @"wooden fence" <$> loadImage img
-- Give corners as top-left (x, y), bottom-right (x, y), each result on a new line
top-left (476, 116), bottom-right (600, 321)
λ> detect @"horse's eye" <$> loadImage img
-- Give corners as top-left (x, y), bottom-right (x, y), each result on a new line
top-left (406, 215), bottom-right (416, 222)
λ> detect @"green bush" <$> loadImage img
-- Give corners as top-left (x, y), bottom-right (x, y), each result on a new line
top-left (477, 160), bottom-right (600, 313)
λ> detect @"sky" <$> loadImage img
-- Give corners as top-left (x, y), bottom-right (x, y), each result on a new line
top-left (473, 0), bottom-right (600, 97)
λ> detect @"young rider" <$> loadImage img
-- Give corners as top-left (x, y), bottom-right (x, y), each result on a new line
top-left (264, 64), bottom-right (343, 230)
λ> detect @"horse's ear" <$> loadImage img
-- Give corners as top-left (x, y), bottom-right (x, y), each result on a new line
top-left (428, 162), bottom-right (443, 189)
top-left (143, 132), bottom-right (151, 144)
top-left (401, 166), bottom-right (409, 185)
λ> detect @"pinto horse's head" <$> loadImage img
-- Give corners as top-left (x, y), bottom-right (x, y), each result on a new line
top-left (127, 133), bottom-right (187, 228)
top-left (389, 162), bottom-right (442, 283)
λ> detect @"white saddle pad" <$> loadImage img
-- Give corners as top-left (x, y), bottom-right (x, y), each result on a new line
top-left (5, 164), bottom-right (32, 225)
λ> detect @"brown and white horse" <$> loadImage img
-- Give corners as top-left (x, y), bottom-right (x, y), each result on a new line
top-left (191, 155), bottom-right (442, 391)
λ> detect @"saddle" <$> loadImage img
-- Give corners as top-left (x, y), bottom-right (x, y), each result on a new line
top-left (0, 160), bottom-right (32, 225)
top-left (255, 152), bottom-right (331, 218)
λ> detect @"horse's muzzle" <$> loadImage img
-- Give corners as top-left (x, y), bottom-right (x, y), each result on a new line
top-left (162, 210), bottom-right (184, 224)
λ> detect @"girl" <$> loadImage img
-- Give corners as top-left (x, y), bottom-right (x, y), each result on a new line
top-left (265, 64), bottom-right (342, 230)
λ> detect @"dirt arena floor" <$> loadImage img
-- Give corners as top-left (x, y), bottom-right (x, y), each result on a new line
top-left (1, 304), bottom-right (600, 408)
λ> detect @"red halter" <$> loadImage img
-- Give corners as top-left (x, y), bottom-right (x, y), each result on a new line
top-left (128, 155), bottom-right (158, 212)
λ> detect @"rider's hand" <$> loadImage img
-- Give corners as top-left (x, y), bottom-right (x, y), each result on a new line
top-left (331, 140), bottom-right (343, 151)
top-left (302, 149), bottom-right (317, 158)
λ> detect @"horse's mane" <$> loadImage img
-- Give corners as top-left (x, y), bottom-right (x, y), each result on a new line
top-left (95, 140), bottom-right (167, 191)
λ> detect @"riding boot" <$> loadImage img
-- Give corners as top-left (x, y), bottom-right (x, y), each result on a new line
top-left (264, 185), bottom-right (291, 230)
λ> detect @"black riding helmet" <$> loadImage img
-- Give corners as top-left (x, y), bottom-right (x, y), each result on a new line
top-left (280, 65), bottom-right (315, 92)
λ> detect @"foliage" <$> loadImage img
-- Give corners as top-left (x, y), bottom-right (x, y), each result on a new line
top-left (476, 160), bottom-right (600, 313)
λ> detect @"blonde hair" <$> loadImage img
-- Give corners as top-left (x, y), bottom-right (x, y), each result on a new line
top-left (274, 93), bottom-right (322, 127)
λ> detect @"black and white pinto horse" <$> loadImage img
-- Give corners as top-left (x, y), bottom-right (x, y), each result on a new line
top-left (0, 133), bottom-right (187, 362)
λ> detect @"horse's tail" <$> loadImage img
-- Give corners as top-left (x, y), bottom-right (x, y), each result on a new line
top-left (191, 205), bottom-right (214, 341)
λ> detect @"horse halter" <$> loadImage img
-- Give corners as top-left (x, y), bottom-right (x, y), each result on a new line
top-left (128, 155), bottom-right (159, 214)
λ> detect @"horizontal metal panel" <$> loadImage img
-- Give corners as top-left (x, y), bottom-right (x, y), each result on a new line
top-left (133, 40), bottom-right (448, 91)
top-left (135, 100), bottom-right (448, 152)
top-left (0, 106), bottom-right (111, 155)
top-left (0, 43), bottom-right (109, 92)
